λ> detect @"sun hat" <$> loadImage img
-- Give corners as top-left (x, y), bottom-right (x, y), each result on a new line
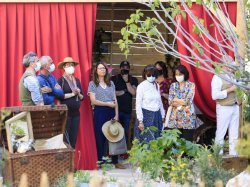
top-left (102, 120), bottom-right (124, 142)
top-left (58, 57), bottom-right (79, 69)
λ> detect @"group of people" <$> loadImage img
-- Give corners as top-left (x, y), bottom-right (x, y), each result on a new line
top-left (19, 51), bottom-right (240, 170)
top-left (19, 51), bottom-right (83, 149)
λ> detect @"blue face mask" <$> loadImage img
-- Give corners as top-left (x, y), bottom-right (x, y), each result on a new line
top-left (146, 76), bottom-right (156, 83)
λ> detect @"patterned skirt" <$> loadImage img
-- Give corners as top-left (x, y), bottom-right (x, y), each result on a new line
top-left (134, 108), bottom-right (163, 143)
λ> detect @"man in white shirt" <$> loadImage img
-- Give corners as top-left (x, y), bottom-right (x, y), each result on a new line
top-left (211, 56), bottom-right (239, 155)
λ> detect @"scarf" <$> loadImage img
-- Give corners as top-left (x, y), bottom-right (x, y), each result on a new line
top-left (63, 74), bottom-right (78, 92)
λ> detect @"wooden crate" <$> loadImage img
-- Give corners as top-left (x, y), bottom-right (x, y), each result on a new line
top-left (1, 105), bottom-right (74, 187)
top-left (222, 155), bottom-right (248, 173)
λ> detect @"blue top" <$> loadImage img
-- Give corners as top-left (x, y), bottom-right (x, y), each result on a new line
top-left (37, 74), bottom-right (64, 105)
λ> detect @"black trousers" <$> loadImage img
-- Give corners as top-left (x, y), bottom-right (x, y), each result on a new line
top-left (165, 127), bottom-right (195, 142)
top-left (64, 115), bottom-right (80, 149)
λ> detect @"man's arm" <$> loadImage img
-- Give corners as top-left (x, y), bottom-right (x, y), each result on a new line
top-left (211, 75), bottom-right (229, 100)
top-left (24, 76), bottom-right (44, 105)
top-left (50, 76), bottom-right (64, 99)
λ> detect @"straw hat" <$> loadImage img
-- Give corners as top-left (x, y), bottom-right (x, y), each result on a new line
top-left (102, 120), bottom-right (124, 142)
top-left (58, 57), bottom-right (79, 69)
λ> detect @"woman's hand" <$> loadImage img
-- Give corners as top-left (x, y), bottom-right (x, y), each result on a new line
top-left (113, 115), bottom-right (119, 122)
top-left (161, 93), bottom-right (169, 99)
top-left (172, 98), bottom-right (185, 106)
top-left (106, 101), bottom-right (116, 108)
top-left (138, 122), bottom-right (145, 131)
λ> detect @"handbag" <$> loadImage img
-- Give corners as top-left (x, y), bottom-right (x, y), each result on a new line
top-left (109, 136), bottom-right (127, 155)
top-left (164, 106), bottom-right (172, 127)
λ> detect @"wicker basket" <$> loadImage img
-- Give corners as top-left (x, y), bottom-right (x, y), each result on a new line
top-left (1, 105), bottom-right (74, 187)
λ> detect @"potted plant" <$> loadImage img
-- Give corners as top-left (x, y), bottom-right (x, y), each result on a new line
top-left (74, 170), bottom-right (91, 187)
top-left (106, 176), bottom-right (117, 187)
top-left (11, 123), bottom-right (25, 140)
top-left (97, 157), bottom-right (114, 176)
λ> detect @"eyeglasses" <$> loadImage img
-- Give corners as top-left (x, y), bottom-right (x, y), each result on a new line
top-left (97, 67), bottom-right (106, 70)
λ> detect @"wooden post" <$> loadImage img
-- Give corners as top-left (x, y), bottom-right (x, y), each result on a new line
top-left (215, 180), bottom-right (223, 187)
top-left (67, 173), bottom-right (75, 187)
top-left (40, 172), bottom-right (49, 187)
top-left (18, 173), bottom-right (28, 187)
top-left (198, 181), bottom-right (205, 187)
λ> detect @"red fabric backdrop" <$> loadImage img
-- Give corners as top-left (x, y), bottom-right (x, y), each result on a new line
top-left (177, 3), bottom-right (237, 120)
top-left (0, 3), bottom-right (97, 170)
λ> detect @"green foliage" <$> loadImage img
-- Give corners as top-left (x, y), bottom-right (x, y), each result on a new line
top-left (107, 176), bottom-right (117, 182)
top-left (243, 93), bottom-right (250, 122)
top-left (237, 124), bottom-right (250, 172)
top-left (193, 41), bottom-right (204, 55)
top-left (11, 123), bottom-right (25, 137)
top-left (74, 170), bottom-right (91, 184)
top-left (97, 157), bottom-right (114, 175)
top-left (127, 129), bottom-right (202, 183)
top-left (52, 174), bottom-right (68, 187)
top-left (195, 144), bottom-right (236, 187)
top-left (163, 157), bottom-right (194, 184)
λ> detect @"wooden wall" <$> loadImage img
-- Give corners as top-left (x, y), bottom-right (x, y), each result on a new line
top-left (94, 2), bottom-right (176, 82)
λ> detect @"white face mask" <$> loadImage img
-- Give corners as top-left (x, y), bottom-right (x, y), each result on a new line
top-left (175, 75), bottom-right (184, 83)
top-left (34, 62), bottom-right (41, 72)
top-left (146, 76), bottom-right (156, 83)
top-left (48, 64), bottom-right (55, 73)
top-left (64, 66), bottom-right (75, 75)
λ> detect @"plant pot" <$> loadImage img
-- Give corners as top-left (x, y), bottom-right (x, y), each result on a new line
top-left (15, 135), bottom-right (25, 140)
top-left (106, 182), bottom-right (117, 187)
top-left (79, 182), bottom-right (89, 187)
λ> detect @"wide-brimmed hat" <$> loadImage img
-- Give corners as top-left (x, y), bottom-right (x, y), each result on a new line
top-left (58, 57), bottom-right (79, 69)
top-left (102, 120), bottom-right (124, 142)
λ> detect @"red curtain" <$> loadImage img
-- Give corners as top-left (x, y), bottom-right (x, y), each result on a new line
top-left (0, 3), bottom-right (97, 169)
top-left (177, 3), bottom-right (237, 120)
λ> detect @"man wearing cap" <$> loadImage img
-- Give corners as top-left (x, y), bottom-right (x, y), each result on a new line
top-left (111, 61), bottom-right (138, 155)
top-left (37, 56), bottom-right (64, 105)
top-left (19, 51), bottom-right (44, 106)
top-left (211, 55), bottom-right (240, 156)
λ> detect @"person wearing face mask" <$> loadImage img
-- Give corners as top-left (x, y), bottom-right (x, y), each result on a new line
top-left (19, 51), bottom-right (44, 106)
top-left (111, 61), bottom-right (138, 156)
top-left (135, 64), bottom-right (165, 143)
top-left (57, 57), bottom-right (84, 148)
top-left (165, 65), bottom-right (196, 142)
top-left (155, 61), bottom-right (173, 111)
top-left (37, 56), bottom-right (64, 105)
top-left (211, 55), bottom-right (240, 156)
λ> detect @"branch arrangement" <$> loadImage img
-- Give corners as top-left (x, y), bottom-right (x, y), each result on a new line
top-left (118, 0), bottom-right (250, 90)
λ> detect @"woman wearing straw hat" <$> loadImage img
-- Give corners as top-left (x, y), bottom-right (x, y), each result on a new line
top-left (88, 62), bottom-right (125, 169)
top-left (57, 57), bottom-right (84, 149)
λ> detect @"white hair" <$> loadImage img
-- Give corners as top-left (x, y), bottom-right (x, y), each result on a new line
top-left (39, 56), bottom-right (52, 68)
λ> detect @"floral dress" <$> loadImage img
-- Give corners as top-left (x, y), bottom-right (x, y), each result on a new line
top-left (166, 81), bottom-right (196, 129)
top-left (159, 78), bottom-right (173, 111)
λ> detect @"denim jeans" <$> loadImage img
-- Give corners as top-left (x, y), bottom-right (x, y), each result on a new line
top-left (119, 112), bottom-right (131, 145)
